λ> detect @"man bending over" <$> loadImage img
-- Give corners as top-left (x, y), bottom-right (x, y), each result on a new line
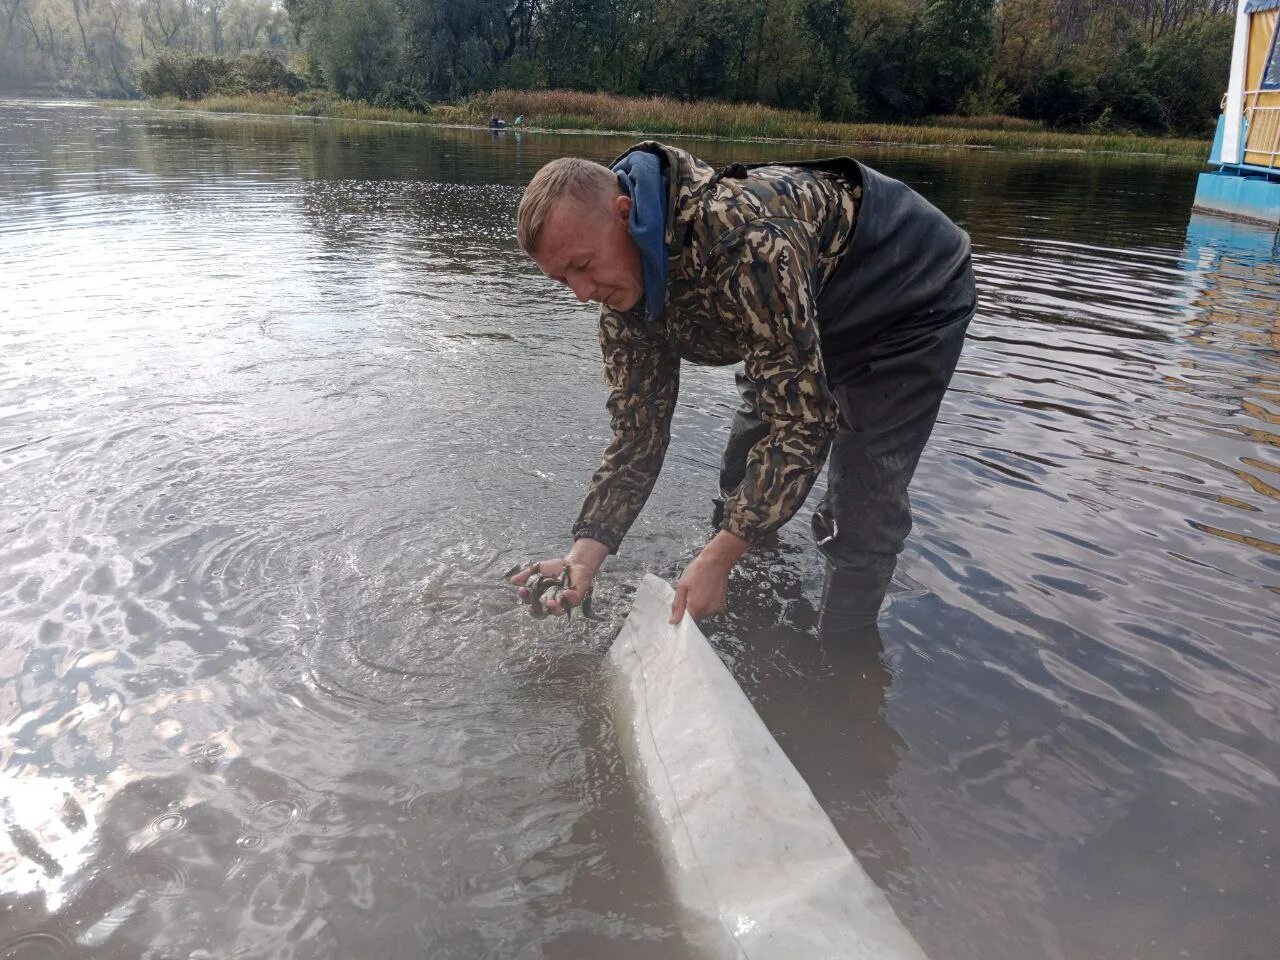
top-left (510, 142), bottom-right (975, 632)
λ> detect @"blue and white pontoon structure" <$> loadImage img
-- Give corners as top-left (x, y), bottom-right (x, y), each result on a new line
top-left (1194, 0), bottom-right (1280, 225)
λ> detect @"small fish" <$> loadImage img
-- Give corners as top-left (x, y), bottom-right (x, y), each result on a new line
top-left (8, 823), bottom-right (62, 878)
top-left (505, 562), bottom-right (593, 619)
top-left (59, 794), bottom-right (86, 832)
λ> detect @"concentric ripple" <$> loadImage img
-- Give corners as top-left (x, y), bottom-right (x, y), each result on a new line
top-left (247, 797), bottom-right (306, 834)
top-left (148, 811), bottom-right (187, 835)
top-left (114, 849), bottom-right (190, 899)
top-left (0, 930), bottom-right (74, 959)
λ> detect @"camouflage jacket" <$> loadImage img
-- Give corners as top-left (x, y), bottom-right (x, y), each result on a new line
top-left (571, 141), bottom-right (861, 553)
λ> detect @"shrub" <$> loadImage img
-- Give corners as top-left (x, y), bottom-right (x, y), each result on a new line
top-left (137, 54), bottom-right (230, 100)
top-left (291, 89), bottom-right (340, 116)
top-left (136, 52), bottom-right (303, 100)
top-left (373, 80), bottom-right (430, 112)
top-left (222, 52), bottom-right (306, 96)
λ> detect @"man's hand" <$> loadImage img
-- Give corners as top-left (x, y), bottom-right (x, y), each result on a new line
top-left (509, 538), bottom-right (608, 616)
top-left (671, 530), bottom-right (749, 624)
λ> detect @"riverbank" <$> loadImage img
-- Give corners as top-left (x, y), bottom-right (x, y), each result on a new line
top-left (106, 89), bottom-right (1212, 160)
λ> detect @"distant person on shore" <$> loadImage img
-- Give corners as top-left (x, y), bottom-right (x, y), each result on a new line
top-left (509, 141), bottom-right (975, 633)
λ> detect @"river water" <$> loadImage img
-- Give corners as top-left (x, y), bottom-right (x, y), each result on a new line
top-left (0, 101), bottom-right (1277, 959)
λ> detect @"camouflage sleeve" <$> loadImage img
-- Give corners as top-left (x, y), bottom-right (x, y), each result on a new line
top-left (571, 306), bottom-right (681, 553)
top-left (712, 221), bottom-right (839, 543)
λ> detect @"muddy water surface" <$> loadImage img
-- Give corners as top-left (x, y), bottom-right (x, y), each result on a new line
top-left (1, 101), bottom-right (1278, 959)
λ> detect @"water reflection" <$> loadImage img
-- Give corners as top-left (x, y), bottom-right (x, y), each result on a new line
top-left (1178, 215), bottom-right (1280, 568)
top-left (0, 100), bottom-right (1277, 959)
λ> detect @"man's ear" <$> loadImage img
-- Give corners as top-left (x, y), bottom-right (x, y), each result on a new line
top-left (612, 193), bottom-right (632, 224)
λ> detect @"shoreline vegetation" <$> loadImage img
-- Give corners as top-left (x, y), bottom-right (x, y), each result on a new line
top-left (108, 89), bottom-right (1212, 161)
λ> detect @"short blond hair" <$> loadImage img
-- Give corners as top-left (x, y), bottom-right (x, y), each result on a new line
top-left (517, 157), bottom-right (620, 255)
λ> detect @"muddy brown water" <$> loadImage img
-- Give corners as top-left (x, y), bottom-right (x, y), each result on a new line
top-left (1, 101), bottom-right (1278, 959)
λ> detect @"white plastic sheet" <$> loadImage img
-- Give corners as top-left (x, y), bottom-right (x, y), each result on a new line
top-left (607, 574), bottom-right (928, 960)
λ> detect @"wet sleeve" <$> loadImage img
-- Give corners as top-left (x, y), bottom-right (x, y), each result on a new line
top-left (712, 222), bottom-right (839, 543)
top-left (571, 307), bottom-right (680, 554)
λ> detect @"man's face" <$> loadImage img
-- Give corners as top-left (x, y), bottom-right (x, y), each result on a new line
top-left (530, 193), bottom-right (645, 313)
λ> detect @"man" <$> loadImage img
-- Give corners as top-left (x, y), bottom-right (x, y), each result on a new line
top-left (510, 141), bottom-right (975, 631)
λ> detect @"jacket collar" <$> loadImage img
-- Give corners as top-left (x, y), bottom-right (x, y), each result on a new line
top-left (609, 141), bottom-right (718, 260)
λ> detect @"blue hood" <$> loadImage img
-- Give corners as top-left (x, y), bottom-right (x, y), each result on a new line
top-left (611, 151), bottom-right (668, 322)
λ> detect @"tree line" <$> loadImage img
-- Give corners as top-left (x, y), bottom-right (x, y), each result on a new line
top-left (283, 0), bottom-right (1236, 135)
top-left (2, 0), bottom-right (1235, 136)
top-left (0, 0), bottom-right (292, 95)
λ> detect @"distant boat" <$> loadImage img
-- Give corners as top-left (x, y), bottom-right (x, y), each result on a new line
top-left (1193, 0), bottom-right (1280, 225)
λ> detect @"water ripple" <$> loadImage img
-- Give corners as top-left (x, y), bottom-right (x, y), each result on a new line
top-left (1, 100), bottom-right (1277, 960)
top-left (248, 797), bottom-right (306, 834)
top-left (0, 930), bottom-right (75, 959)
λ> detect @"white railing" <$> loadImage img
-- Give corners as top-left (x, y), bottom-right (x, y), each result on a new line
top-left (1243, 88), bottom-right (1280, 165)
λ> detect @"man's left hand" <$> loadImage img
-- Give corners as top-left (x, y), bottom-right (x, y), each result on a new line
top-left (670, 530), bottom-right (749, 623)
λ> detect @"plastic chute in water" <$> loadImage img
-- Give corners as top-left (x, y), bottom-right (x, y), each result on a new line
top-left (607, 574), bottom-right (928, 960)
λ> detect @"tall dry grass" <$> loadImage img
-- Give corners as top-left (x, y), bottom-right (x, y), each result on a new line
top-left (925, 114), bottom-right (1045, 131)
top-left (464, 89), bottom-right (1210, 159)
top-left (113, 88), bottom-right (1211, 159)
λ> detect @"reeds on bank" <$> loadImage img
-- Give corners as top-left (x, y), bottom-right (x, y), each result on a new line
top-left (464, 89), bottom-right (1210, 159)
top-left (116, 88), bottom-right (1211, 160)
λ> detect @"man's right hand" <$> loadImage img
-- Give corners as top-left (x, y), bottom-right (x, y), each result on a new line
top-left (508, 538), bottom-right (608, 616)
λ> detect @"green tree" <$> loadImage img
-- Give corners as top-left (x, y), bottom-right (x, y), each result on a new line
top-left (797, 0), bottom-right (861, 119)
top-left (1146, 15), bottom-right (1233, 135)
top-left (846, 0), bottom-right (919, 117)
top-left (915, 0), bottom-right (995, 114)
top-left (298, 0), bottom-right (401, 100)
